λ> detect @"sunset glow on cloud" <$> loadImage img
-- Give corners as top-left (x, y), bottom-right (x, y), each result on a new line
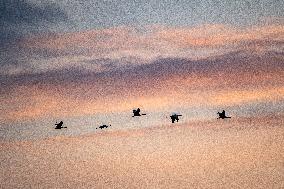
top-left (0, 0), bottom-right (283, 139)
top-left (18, 24), bottom-right (283, 67)
top-left (1, 2), bottom-right (284, 188)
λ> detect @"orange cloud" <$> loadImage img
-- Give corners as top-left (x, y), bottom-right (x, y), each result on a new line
top-left (1, 84), bottom-right (173, 122)
top-left (209, 87), bottom-right (284, 106)
top-left (155, 24), bottom-right (284, 48)
top-left (3, 76), bottom-right (284, 122)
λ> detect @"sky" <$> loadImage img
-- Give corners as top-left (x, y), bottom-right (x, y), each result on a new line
top-left (0, 0), bottom-right (283, 140)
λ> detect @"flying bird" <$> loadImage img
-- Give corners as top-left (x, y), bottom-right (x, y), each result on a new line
top-left (96, 124), bottom-right (111, 129)
top-left (54, 121), bottom-right (67, 129)
top-left (132, 108), bottom-right (146, 117)
top-left (217, 110), bottom-right (231, 119)
top-left (170, 113), bottom-right (182, 123)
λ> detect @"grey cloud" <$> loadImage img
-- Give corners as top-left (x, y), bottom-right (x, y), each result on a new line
top-left (24, 46), bottom-right (91, 59)
top-left (0, 0), bottom-right (68, 24)
top-left (0, 0), bottom-right (70, 45)
top-left (240, 39), bottom-right (284, 48)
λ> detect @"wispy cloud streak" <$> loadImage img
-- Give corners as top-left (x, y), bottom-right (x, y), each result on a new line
top-left (2, 24), bottom-right (278, 75)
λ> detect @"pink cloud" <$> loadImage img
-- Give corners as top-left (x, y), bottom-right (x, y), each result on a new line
top-left (2, 23), bottom-right (279, 76)
top-left (20, 24), bottom-right (283, 61)
top-left (22, 25), bottom-right (284, 51)
top-left (155, 24), bottom-right (284, 49)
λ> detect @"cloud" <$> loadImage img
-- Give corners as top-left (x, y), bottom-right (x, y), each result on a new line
top-left (208, 87), bottom-right (284, 106)
top-left (0, 0), bottom-right (68, 24)
top-left (154, 24), bottom-right (284, 49)
top-left (0, 0), bottom-right (69, 45)
top-left (1, 49), bottom-right (283, 122)
top-left (2, 23), bottom-right (283, 76)
top-left (3, 83), bottom-right (284, 122)
top-left (21, 24), bottom-right (283, 56)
